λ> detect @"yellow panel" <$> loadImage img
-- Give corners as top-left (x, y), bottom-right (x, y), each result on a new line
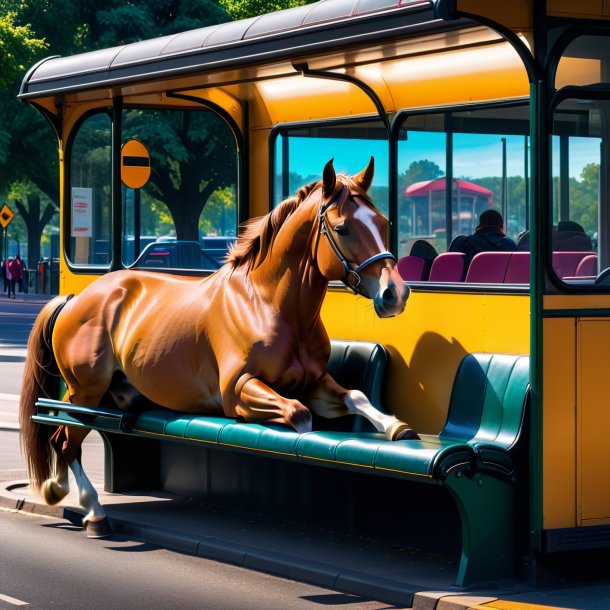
top-left (577, 320), bottom-right (610, 524)
top-left (322, 288), bottom-right (529, 433)
top-left (544, 293), bottom-right (610, 310)
top-left (542, 317), bottom-right (577, 529)
top-left (555, 57), bottom-right (601, 89)
top-left (256, 77), bottom-right (375, 125)
top-left (456, 0), bottom-right (532, 31)
top-left (249, 127), bottom-right (271, 219)
top-left (549, 0), bottom-right (610, 18)
top-left (383, 42), bottom-right (529, 109)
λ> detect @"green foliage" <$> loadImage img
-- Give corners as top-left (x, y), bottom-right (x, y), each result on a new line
top-left (218, 0), bottom-right (312, 21)
top-left (0, 5), bottom-right (46, 87)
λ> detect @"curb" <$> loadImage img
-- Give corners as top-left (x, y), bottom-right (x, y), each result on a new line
top-left (0, 480), bottom-right (419, 607)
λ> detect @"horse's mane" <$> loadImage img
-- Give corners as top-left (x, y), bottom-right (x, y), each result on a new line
top-left (226, 180), bottom-right (320, 271)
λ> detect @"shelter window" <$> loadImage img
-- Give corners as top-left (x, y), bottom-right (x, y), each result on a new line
top-left (550, 99), bottom-right (607, 284)
top-left (273, 121), bottom-right (389, 217)
top-left (396, 105), bottom-right (530, 260)
top-left (556, 35), bottom-right (610, 89)
top-left (67, 111), bottom-right (112, 267)
top-left (122, 107), bottom-right (238, 271)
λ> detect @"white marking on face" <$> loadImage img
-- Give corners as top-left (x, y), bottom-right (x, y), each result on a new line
top-left (353, 204), bottom-right (385, 252)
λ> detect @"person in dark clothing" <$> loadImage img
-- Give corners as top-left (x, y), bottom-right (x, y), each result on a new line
top-left (516, 220), bottom-right (593, 252)
top-left (449, 209), bottom-right (516, 266)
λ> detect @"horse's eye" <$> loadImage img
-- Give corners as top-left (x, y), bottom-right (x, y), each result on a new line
top-left (334, 224), bottom-right (349, 237)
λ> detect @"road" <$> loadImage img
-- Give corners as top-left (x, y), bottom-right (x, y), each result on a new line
top-left (0, 295), bottom-right (401, 610)
top-left (1, 510), bottom-right (393, 610)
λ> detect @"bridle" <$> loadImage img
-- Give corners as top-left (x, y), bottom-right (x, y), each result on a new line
top-left (317, 188), bottom-right (396, 294)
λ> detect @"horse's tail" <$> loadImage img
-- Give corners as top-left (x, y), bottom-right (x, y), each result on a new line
top-left (19, 295), bottom-right (70, 492)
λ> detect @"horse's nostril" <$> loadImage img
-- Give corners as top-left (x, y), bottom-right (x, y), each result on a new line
top-left (382, 287), bottom-right (394, 303)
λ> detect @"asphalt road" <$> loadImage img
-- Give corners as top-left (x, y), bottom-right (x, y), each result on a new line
top-left (1, 510), bottom-right (394, 610)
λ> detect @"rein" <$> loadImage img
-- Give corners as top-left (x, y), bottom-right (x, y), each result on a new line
top-left (317, 189), bottom-right (396, 294)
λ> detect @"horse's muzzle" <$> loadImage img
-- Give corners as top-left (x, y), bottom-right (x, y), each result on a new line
top-left (373, 278), bottom-right (409, 318)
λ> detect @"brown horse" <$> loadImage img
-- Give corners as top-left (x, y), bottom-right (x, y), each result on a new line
top-left (20, 158), bottom-right (415, 537)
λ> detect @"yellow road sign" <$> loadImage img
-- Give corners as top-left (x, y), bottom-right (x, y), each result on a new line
top-left (121, 139), bottom-right (151, 189)
top-left (0, 204), bottom-right (14, 228)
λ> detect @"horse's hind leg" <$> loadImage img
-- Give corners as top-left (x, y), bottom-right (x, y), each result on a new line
top-left (59, 424), bottom-right (112, 538)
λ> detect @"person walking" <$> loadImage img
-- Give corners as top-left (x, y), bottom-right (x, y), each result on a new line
top-left (8, 255), bottom-right (23, 299)
top-left (1, 258), bottom-right (9, 294)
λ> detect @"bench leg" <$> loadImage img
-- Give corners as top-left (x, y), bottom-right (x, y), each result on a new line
top-left (444, 471), bottom-right (516, 587)
top-left (99, 432), bottom-right (161, 493)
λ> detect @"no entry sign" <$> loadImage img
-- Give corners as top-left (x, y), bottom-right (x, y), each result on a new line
top-left (121, 139), bottom-right (151, 189)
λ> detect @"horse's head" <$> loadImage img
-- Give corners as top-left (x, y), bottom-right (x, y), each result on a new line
top-left (315, 158), bottom-right (409, 318)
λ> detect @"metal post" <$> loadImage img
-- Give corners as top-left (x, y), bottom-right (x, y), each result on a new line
top-left (501, 137), bottom-right (508, 225)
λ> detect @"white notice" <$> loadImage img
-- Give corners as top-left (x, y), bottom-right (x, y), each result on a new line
top-left (71, 187), bottom-right (93, 237)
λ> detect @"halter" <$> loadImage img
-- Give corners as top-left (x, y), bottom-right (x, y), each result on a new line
top-left (317, 189), bottom-right (396, 294)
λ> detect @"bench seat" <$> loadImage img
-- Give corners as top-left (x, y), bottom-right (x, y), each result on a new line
top-left (129, 411), bottom-right (475, 479)
top-left (33, 341), bottom-right (529, 587)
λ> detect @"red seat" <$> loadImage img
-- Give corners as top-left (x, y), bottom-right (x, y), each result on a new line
top-left (465, 252), bottom-right (512, 283)
top-left (397, 255), bottom-right (426, 281)
top-left (575, 254), bottom-right (597, 278)
top-left (428, 252), bottom-right (466, 282)
top-left (504, 252), bottom-right (530, 284)
top-left (552, 251), bottom-right (596, 279)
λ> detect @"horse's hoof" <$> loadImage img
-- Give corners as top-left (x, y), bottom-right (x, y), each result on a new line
top-left (386, 420), bottom-right (420, 441)
top-left (83, 516), bottom-right (113, 539)
top-left (41, 478), bottom-right (69, 505)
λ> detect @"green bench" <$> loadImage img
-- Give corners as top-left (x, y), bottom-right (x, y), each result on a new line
top-left (34, 341), bottom-right (529, 586)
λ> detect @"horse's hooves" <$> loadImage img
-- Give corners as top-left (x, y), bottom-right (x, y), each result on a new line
top-left (386, 420), bottom-right (420, 441)
top-left (84, 516), bottom-right (113, 539)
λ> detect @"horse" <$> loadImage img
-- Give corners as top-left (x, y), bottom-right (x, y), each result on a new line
top-left (19, 158), bottom-right (416, 538)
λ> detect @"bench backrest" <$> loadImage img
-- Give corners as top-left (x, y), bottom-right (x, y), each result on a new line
top-left (428, 252), bottom-right (466, 282)
top-left (319, 339), bottom-right (388, 432)
top-left (465, 252), bottom-right (512, 283)
top-left (440, 353), bottom-right (529, 451)
top-left (397, 255), bottom-right (426, 281)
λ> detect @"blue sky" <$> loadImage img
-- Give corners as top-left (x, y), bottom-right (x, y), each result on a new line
top-left (282, 133), bottom-right (599, 187)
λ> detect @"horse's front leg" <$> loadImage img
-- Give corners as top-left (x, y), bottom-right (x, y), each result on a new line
top-left (305, 373), bottom-right (419, 441)
top-left (235, 375), bottom-right (313, 433)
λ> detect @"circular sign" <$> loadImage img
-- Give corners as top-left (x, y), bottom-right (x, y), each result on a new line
top-left (121, 139), bottom-right (151, 189)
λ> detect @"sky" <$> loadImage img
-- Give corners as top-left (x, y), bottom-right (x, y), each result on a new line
top-left (281, 133), bottom-right (600, 187)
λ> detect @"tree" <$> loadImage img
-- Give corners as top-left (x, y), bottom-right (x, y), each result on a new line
top-left (1, 1), bottom-right (235, 264)
top-left (219, 0), bottom-right (312, 21)
top-left (399, 159), bottom-right (444, 191)
top-left (124, 107), bottom-right (237, 241)
top-left (0, 5), bottom-right (46, 88)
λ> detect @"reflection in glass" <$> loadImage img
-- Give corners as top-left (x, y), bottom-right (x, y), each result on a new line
top-left (121, 107), bottom-right (238, 270)
top-left (68, 112), bottom-right (112, 266)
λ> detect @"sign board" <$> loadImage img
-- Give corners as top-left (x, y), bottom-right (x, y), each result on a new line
top-left (121, 139), bottom-right (151, 189)
top-left (71, 187), bottom-right (93, 237)
top-left (0, 204), bottom-right (14, 228)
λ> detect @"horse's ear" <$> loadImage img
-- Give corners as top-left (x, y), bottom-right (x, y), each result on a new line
top-left (354, 156), bottom-right (374, 192)
top-left (323, 159), bottom-right (336, 198)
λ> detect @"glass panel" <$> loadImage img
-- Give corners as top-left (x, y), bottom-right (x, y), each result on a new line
top-left (397, 127), bottom-right (447, 256)
top-left (397, 105), bottom-right (529, 261)
top-left (453, 133), bottom-right (527, 244)
top-left (121, 107), bottom-right (238, 270)
top-left (551, 98), bottom-right (606, 283)
top-left (68, 112), bottom-right (112, 266)
top-left (556, 35), bottom-right (610, 89)
top-left (273, 122), bottom-right (389, 216)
